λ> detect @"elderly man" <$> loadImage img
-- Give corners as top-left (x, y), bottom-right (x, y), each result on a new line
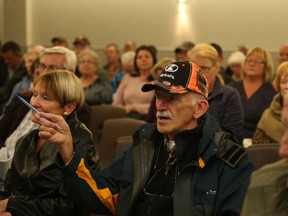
top-left (35, 61), bottom-right (254, 216)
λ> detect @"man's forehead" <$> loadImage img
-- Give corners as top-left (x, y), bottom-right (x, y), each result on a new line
top-left (41, 53), bottom-right (64, 62)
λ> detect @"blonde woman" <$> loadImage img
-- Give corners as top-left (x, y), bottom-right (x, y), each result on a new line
top-left (0, 71), bottom-right (99, 215)
top-left (229, 46), bottom-right (276, 138)
top-left (188, 43), bottom-right (243, 138)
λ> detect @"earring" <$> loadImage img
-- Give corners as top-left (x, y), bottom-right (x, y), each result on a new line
top-left (64, 112), bottom-right (69, 116)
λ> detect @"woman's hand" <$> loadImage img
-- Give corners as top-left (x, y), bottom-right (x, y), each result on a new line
top-left (0, 211), bottom-right (12, 216)
top-left (32, 112), bottom-right (74, 164)
top-left (0, 199), bottom-right (8, 213)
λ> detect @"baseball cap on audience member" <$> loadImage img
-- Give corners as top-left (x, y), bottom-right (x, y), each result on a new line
top-left (73, 35), bottom-right (90, 46)
top-left (51, 37), bottom-right (67, 45)
top-left (174, 41), bottom-right (195, 53)
top-left (142, 61), bottom-right (208, 99)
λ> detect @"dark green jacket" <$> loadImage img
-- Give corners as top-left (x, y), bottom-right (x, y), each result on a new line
top-left (63, 113), bottom-right (254, 216)
top-left (242, 159), bottom-right (288, 216)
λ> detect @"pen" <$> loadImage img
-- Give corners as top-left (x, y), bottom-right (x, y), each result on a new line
top-left (17, 95), bottom-right (48, 120)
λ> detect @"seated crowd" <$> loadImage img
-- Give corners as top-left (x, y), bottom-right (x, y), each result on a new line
top-left (0, 37), bottom-right (287, 215)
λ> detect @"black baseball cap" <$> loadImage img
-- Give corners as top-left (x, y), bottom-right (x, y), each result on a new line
top-left (142, 61), bottom-right (208, 99)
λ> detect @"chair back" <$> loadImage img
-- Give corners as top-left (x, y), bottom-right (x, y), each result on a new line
top-left (99, 118), bottom-right (145, 169)
top-left (246, 143), bottom-right (281, 169)
top-left (89, 105), bottom-right (126, 150)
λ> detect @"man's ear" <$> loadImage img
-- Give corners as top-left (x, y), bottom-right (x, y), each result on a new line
top-left (64, 102), bottom-right (77, 116)
top-left (193, 99), bottom-right (209, 119)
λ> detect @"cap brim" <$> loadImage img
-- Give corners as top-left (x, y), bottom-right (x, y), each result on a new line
top-left (141, 81), bottom-right (188, 94)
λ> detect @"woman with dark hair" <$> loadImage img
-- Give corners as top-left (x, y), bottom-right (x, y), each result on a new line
top-left (112, 45), bottom-right (157, 120)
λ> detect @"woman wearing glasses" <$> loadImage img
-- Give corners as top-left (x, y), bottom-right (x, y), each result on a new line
top-left (229, 47), bottom-right (276, 140)
top-left (188, 43), bottom-right (244, 141)
top-left (78, 49), bottom-right (112, 105)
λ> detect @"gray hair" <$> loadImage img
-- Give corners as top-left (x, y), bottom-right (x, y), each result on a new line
top-left (121, 51), bottom-right (135, 64)
top-left (77, 49), bottom-right (100, 66)
top-left (40, 46), bottom-right (77, 72)
top-left (189, 91), bottom-right (207, 106)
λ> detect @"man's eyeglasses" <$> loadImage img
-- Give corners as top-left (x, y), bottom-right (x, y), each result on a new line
top-left (79, 60), bottom-right (96, 65)
top-left (38, 63), bottom-right (64, 71)
top-left (245, 59), bottom-right (265, 65)
top-left (199, 65), bottom-right (214, 73)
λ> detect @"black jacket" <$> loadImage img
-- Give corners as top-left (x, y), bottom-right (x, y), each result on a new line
top-left (63, 113), bottom-right (255, 216)
top-left (3, 112), bottom-right (100, 216)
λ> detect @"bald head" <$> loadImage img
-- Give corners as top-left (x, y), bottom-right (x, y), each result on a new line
top-left (278, 43), bottom-right (288, 64)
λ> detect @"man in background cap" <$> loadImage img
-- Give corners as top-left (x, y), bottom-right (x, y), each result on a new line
top-left (51, 36), bottom-right (68, 48)
top-left (174, 41), bottom-right (195, 61)
top-left (73, 35), bottom-right (91, 55)
top-left (39, 62), bottom-right (254, 215)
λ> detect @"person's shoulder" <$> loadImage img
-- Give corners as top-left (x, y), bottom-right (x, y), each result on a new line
top-left (227, 80), bottom-right (243, 87)
top-left (221, 84), bottom-right (241, 97)
top-left (133, 123), bottom-right (158, 140)
top-left (250, 159), bottom-right (288, 187)
top-left (263, 81), bottom-right (276, 92)
top-left (214, 130), bottom-right (247, 168)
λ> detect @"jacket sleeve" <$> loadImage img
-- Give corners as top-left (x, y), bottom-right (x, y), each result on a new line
top-left (72, 122), bottom-right (100, 171)
top-left (62, 147), bottom-right (129, 215)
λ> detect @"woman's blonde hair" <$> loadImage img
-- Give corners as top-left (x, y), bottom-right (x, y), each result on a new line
top-left (151, 57), bottom-right (175, 79)
top-left (244, 46), bottom-right (274, 82)
top-left (273, 61), bottom-right (288, 92)
top-left (33, 70), bottom-right (84, 110)
top-left (188, 43), bottom-right (219, 66)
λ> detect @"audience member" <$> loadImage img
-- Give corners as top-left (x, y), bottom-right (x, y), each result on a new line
top-left (78, 49), bottom-right (112, 105)
top-left (0, 46), bottom-right (92, 149)
top-left (252, 62), bottom-right (288, 144)
top-left (238, 45), bottom-right (248, 55)
top-left (174, 41), bottom-right (194, 61)
top-left (73, 35), bottom-right (91, 55)
top-left (6, 50), bottom-right (40, 104)
top-left (113, 45), bottom-right (156, 120)
top-left (210, 42), bottom-right (233, 84)
top-left (228, 46), bottom-right (276, 139)
top-left (29, 44), bottom-right (45, 52)
top-left (0, 70), bottom-right (99, 215)
top-left (103, 43), bottom-right (122, 82)
top-left (226, 51), bottom-right (246, 81)
top-left (188, 43), bottom-right (244, 139)
top-left (51, 36), bottom-right (68, 48)
top-left (146, 57), bottom-right (175, 123)
top-left (111, 51), bottom-right (135, 93)
top-left (242, 93), bottom-right (288, 216)
top-left (42, 61), bottom-right (254, 215)
top-left (0, 41), bottom-right (27, 113)
top-left (277, 43), bottom-right (288, 64)
top-left (123, 40), bottom-right (136, 53)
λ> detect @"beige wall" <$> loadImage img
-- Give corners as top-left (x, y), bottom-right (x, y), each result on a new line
top-left (1, 0), bottom-right (288, 67)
